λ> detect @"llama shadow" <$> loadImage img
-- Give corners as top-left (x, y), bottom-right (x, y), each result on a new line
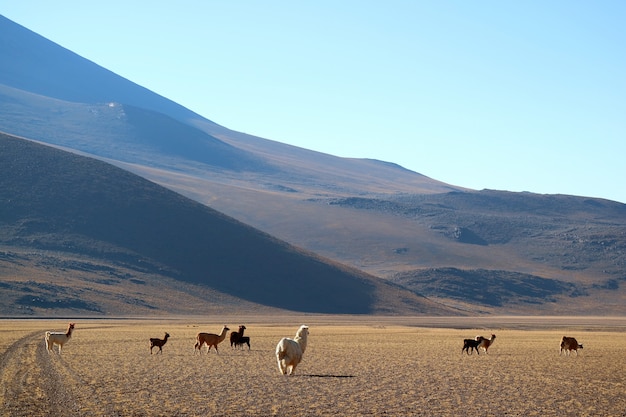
top-left (300, 374), bottom-right (355, 378)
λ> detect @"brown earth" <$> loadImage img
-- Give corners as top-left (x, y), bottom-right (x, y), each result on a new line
top-left (1, 317), bottom-right (625, 416)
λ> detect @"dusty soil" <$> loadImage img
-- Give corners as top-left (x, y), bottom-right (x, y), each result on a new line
top-left (1, 317), bottom-right (625, 416)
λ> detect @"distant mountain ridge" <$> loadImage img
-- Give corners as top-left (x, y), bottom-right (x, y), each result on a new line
top-left (1, 15), bottom-right (625, 315)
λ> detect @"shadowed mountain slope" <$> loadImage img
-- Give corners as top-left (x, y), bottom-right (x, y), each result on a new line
top-left (0, 132), bottom-right (455, 315)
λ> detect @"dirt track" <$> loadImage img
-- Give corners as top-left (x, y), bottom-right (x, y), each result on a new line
top-left (0, 330), bottom-right (76, 416)
top-left (1, 319), bottom-right (626, 416)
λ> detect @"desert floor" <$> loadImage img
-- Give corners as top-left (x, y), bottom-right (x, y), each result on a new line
top-left (1, 316), bottom-right (625, 416)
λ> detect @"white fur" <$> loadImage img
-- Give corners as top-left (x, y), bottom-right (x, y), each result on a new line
top-left (45, 323), bottom-right (75, 354)
top-left (276, 325), bottom-right (309, 375)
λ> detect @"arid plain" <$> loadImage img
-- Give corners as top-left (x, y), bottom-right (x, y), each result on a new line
top-left (1, 317), bottom-right (625, 417)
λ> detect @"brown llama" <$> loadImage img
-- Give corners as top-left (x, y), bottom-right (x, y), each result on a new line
top-left (195, 326), bottom-right (230, 354)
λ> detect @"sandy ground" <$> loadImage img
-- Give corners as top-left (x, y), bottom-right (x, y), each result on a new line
top-left (1, 317), bottom-right (625, 416)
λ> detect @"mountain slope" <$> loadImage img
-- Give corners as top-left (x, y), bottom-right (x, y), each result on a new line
top-left (331, 192), bottom-right (626, 314)
top-left (0, 15), bottom-right (206, 124)
top-left (1, 15), bottom-right (625, 315)
top-left (0, 132), bottom-right (455, 315)
top-left (0, 15), bottom-right (457, 194)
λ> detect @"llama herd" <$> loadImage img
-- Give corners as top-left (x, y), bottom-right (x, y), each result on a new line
top-left (462, 334), bottom-right (496, 355)
top-left (44, 322), bottom-right (310, 375)
top-left (43, 323), bottom-right (584, 375)
top-left (460, 333), bottom-right (585, 357)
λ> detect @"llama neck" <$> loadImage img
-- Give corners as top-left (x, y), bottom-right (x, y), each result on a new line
top-left (219, 329), bottom-right (228, 341)
top-left (66, 326), bottom-right (74, 338)
top-left (295, 336), bottom-right (308, 353)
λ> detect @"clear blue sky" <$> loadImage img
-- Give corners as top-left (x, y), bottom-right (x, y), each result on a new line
top-left (4, 2), bottom-right (626, 203)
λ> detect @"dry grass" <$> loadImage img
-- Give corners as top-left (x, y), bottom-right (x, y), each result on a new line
top-left (1, 317), bottom-right (625, 416)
